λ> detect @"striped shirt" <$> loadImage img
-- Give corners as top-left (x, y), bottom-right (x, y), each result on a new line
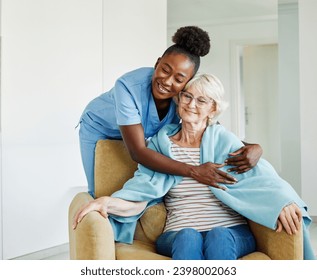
top-left (163, 142), bottom-right (246, 233)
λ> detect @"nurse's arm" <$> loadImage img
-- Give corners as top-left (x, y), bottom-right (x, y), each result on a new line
top-left (120, 124), bottom-right (237, 189)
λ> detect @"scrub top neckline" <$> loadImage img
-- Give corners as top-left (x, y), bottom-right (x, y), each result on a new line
top-left (148, 92), bottom-right (175, 124)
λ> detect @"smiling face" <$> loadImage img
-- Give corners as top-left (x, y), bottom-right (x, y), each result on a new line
top-left (151, 53), bottom-right (195, 103)
top-left (177, 85), bottom-right (216, 126)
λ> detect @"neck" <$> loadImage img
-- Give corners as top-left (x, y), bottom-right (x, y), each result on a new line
top-left (154, 98), bottom-right (171, 121)
top-left (171, 121), bottom-right (207, 148)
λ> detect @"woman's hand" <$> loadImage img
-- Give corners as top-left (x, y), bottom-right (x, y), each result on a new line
top-left (72, 196), bottom-right (147, 230)
top-left (72, 197), bottom-right (111, 230)
top-left (191, 162), bottom-right (238, 190)
top-left (276, 203), bottom-right (302, 235)
top-left (225, 143), bottom-right (263, 174)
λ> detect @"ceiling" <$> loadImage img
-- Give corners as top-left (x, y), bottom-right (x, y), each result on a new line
top-left (167, 0), bottom-right (278, 26)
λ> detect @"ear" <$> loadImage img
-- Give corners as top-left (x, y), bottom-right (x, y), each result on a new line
top-left (154, 57), bottom-right (161, 69)
top-left (208, 103), bottom-right (217, 119)
top-left (208, 114), bottom-right (215, 121)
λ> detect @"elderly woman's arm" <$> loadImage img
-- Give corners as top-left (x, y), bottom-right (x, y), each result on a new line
top-left (72, 197), bottom-right (147, 229)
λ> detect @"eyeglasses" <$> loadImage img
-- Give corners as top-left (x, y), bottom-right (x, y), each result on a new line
top-left (179, 91), bottom-right (213, 108)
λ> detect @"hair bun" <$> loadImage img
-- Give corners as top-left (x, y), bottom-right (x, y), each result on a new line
top-left (172, 26), bottom-right (210, 57)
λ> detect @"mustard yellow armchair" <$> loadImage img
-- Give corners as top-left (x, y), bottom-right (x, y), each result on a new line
top-left (69, 140), bottom-right (303, 260)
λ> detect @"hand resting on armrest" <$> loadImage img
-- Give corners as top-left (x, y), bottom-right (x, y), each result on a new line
top-left (72, 196), bottom-right (147, 230)
top-left (276, 202), bottom-right (302, 235)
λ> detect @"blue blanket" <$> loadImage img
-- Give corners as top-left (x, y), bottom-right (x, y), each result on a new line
top-left (109, 124), bottom-right (315, 259)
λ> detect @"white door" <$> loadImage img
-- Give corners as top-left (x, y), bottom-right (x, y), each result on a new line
top-left (242, 44), bottom-right (281, 172)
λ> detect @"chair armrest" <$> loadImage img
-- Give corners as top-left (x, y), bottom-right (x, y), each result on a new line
top-left (68, 192), bottom-right (115, 260)
top-left (248, 220), bottom-right (303, 260)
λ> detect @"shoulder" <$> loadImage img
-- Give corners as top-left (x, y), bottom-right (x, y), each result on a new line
top-left (118, 67), bottom-right (154, 86)
top-left (205, 123), bottom-right (228, 137)
top-left (159, 123), bottom-right (181, 137)
top-left (149, 124), bottom-right (181, 148)
top-left (204, 124), bottom-right (243, 149)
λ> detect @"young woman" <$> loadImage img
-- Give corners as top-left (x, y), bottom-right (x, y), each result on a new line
top-left (79, 26), bottom-right (262, 197)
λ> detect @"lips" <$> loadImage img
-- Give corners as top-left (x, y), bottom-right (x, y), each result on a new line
top-left (184, 109), bottom-right (197, 114)
top-left (157, 82), bottom-right (170, 94)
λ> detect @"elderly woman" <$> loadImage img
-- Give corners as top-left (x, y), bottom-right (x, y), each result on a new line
top-left (73, 74), bottom-right (315, 260)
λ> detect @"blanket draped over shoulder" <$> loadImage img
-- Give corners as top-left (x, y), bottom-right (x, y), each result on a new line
top-left (108, 124), bottom-right (314, 259)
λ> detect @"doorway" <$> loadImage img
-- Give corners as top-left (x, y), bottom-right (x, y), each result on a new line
top-left (234, 43), bottom-right (281, 172)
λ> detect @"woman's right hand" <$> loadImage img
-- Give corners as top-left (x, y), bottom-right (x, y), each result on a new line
top-left (190, 162), bottom-right (238, 190)
top-left (72, 197), bottom-right (110, 230)
top-left (72, 196), bottom-right (147, 230)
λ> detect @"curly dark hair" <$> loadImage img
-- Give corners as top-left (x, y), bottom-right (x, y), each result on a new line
top-left (162, 26), bottom-right (211, 75)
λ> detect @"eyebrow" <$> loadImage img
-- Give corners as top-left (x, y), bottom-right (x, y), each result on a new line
top-left (183, 91), bottom-right (210, 100)
top-left (177, 72), bottom-right (187, 78)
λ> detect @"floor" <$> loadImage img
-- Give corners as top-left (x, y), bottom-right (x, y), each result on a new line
top-left (43, 222), bottom-right (317, 260)
top-left (44, 250), bottom-right (69, 260)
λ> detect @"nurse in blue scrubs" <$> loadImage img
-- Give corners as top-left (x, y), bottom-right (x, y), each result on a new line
top-left (79, 26), bottom-right (263, 197)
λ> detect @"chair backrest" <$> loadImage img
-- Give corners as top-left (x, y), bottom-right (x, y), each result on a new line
top-left (94, 139), bottom-right (167, 244)
top-left (94, 139), bottom-right (138, 198)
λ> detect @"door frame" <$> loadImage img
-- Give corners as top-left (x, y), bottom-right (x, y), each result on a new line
top-left (229, 37), bottom-right (278, 139)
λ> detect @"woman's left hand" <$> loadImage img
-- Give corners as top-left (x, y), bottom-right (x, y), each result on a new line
top-left (225, 143), bottom-right (263, 174)
top-left (276, 203), bottom-right (302, 235)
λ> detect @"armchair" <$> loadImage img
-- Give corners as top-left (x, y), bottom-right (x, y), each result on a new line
top-left (68, 139), bottom-right (303, 260)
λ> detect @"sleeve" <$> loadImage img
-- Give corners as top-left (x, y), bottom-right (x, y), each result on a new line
top-left (111, 130), bottom-right (180, 203)
top-left (114, 79), bottom-right (142, 126)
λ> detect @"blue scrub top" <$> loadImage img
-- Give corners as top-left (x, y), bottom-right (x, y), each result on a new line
top-left (80, 67), bottom-right (180, 139)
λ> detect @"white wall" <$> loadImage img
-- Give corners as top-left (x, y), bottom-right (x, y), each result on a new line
top-left (298, 0), bottom-right (317, 215)
top-left (103, 0), bottom-right (167, 90)
top-left (278, 2), bottom-right (301, 195)
top-left (0, 0), bottom-right (167, 259)
top-left (1, 0), bottom-right (103, 259)
top-left (168, 19), bottom-right (278, 132)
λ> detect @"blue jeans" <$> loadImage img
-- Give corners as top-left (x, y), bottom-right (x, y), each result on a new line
top-left (79, 120), bottom-right (107, 198)
top-left (156, 224), bottom-right (256, 260)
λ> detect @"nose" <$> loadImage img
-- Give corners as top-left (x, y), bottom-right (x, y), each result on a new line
top-left (188, 97), bottom-right (196, 108)
top-left (162, 74), bottom-right (173, 86)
